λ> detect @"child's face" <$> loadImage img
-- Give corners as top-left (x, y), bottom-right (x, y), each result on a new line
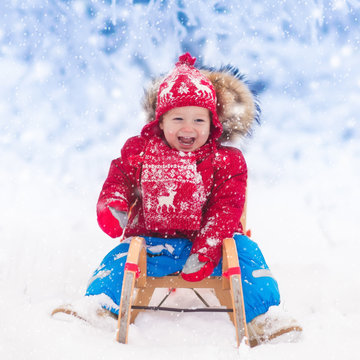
top-left (159, 106), bottom-right (211, 152)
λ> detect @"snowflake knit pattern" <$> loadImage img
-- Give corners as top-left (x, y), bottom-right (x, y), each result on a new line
top-left (141, 136), bottom-right (207, 231)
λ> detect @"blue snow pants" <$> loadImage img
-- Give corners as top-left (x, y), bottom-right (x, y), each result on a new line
top-left (85, 234), bottom-right (280, 323)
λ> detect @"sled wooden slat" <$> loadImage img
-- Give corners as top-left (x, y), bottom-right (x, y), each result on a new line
top-left (116, 270), bottom-right (135, 343)
top-left (139, 275), bottom-right (223, 288)
top-left (223, 237), bottom-right (249, 346)
top-left (116, 236), bottom-right (145, 343)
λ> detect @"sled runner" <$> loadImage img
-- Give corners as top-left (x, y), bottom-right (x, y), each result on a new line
top-left (116, 235), bottom-right (249, 347)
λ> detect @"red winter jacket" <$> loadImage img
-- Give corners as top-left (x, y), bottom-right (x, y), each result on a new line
top-left (97, 134), bottom-right (247, 265)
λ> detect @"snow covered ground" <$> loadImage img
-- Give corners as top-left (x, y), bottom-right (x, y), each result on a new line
top-left (1, 1), bottom-right (360, 359)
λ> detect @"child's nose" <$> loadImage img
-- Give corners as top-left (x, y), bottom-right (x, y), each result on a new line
top-left (181, 124), bottom-right (194, 132)
top-left (180, 120), bottom-right (194, 132)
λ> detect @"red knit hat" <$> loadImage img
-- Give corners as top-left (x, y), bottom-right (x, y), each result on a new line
top-left (141, 53), bottom-right (223, 140)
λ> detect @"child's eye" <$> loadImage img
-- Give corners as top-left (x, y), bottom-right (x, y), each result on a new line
top-left (173, 117), bottom-right (183, 121)
top-left (195, 118), bottom-right (206, 123)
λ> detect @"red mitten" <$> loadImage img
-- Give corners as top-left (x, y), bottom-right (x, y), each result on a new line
top-left (181, 254), bottom-right (215, 282)
top-left (97, 201), bottom-right (127, 238)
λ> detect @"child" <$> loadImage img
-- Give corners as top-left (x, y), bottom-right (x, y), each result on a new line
top-left (55, 53), bottom-right (302, 345)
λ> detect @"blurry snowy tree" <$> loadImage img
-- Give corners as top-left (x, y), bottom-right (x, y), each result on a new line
top-left (0, 0), bottom-right (359, 179)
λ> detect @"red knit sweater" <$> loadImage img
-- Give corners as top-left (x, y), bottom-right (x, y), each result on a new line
top-left (97, 134), bottom-right (247, 265)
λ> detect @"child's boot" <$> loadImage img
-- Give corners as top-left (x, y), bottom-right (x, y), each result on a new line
top-left (51, 296), bottom-right (117, 330)
top-left (247, 305), bottom-right (302, 347)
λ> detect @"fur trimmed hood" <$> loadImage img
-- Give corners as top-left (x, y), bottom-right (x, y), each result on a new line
top-left (142, 66), bottom-right (260, 143)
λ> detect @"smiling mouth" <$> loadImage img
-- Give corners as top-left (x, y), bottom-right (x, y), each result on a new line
top-left (178, 136), bottom-right (195, 146)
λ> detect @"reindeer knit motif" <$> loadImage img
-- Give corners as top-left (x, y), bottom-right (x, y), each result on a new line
top-left (156, 184), bottom-right (177, 212)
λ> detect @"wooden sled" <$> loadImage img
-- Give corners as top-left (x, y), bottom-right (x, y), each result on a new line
top-left (116, 236), bottom-right (249, 347)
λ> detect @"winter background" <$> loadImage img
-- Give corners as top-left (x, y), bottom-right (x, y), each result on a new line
top-left (1, 0), bottom-right (360, 359)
